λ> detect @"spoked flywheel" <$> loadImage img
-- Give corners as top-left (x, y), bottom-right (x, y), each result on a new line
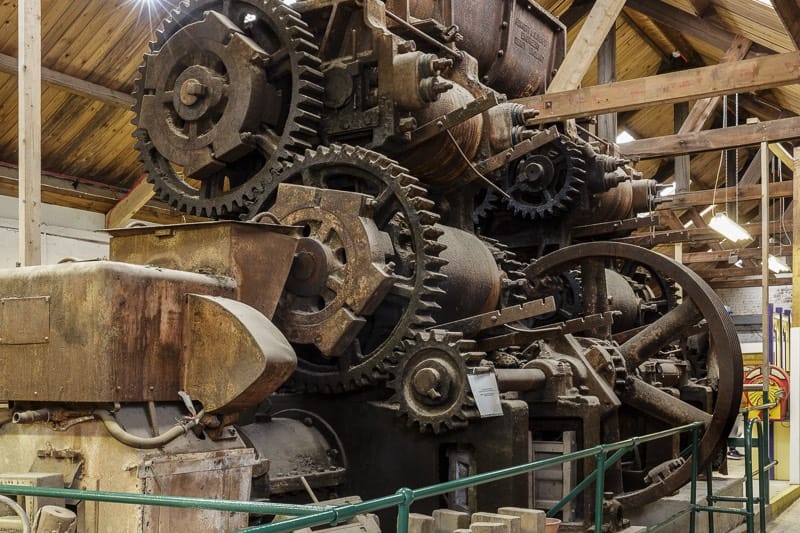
top-left (524, 242), bottom-right (742, 508)
top-left (133, 0), bottom-right (323, 217)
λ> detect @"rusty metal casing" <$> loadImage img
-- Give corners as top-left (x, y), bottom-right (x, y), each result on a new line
top-left (406, 0), bottom-right (566, 97)
top-left (108, 221), bottom-right (299, 320)
top-left (0, 261), bottom-right (297, 412)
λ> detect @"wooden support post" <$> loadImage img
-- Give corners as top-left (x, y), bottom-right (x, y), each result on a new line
top-left (760, 142), bottom-right (771, 458)
top-left (673, 102), bottom-right (690, 194)
top-left (793, 147), bottom-right (800, 327)
top-left (18, 0), bottom-right (41, 267)
top-left (597, 23), bottom-right (617, 142)
top-left (791, 146), bottom-right (800, 485)
top-left (547, 0), bottom-right (627, 93)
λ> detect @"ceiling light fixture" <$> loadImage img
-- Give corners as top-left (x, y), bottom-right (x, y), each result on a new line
top-left (767, 255), bottom-right (791, 274)
top-left (708, 213), bottom-right (752, 243)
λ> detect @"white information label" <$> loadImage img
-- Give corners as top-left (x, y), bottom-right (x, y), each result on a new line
top-left (467, 371), bottom-right (503, 418)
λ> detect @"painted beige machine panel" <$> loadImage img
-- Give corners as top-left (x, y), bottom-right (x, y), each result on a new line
top-left (0, 261), bottom-right (236, 403)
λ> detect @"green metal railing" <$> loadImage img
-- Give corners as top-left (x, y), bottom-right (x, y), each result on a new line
top-left (0, 412), bottom-right (771, 533)
top-left (694, 402), bottom-right (775, 533)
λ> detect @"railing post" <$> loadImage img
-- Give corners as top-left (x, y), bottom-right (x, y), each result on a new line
top-left (594, 449), bottom-right (605, 532)
top-left (705, 462), bottom-right (715, 533)
top-left (396, 487), bottom-right (414, 533)
top-left (744, 417), bottom-right (755, 533)
top-left (756, 420), bottom-right (767, 533)
top-left (689, 423), bottom-right (698, 533)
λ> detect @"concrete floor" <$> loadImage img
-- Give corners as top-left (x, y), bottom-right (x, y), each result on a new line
top-left (722, 456), bottom-right (800, 533)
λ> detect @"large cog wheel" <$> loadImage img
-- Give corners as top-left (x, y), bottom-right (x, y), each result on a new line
top-left (387, 330), bottom-right (482, 434)
top-left (265, 145), bottom-right (447, 393)
top-left (268, 183), bottom-right (395, 357)
top-left (133, 0), bottom-right (323, 217)
top-left (503, 135), bottom-right (586, 219)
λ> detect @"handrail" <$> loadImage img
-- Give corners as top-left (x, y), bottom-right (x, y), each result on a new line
top-left (236, 421), bottom-right (705, 533)
top-left (698, 401), bottom-right (775, 533)
top-left (0, 485), bottom-right (336, 516)
top-left (0, 410), bottom-right (773, 533)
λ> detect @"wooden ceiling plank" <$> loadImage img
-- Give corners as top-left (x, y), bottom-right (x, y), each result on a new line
top-left (620, 11), bottom-right (670, 63)
top-left (547, 0), bottom-right (627, 93)
top-left (688, 0), bottom-right (713, 17)
top-left (621, 115), bottom-right (800, 159)
top-left (772, 0), bottom-right (800, 50)
top-left (626, 0), bottom-right (770, 53)
top-left (518, 50), bottom-right (800, 124)
top-left (0, 52), bottom-right (134, 108)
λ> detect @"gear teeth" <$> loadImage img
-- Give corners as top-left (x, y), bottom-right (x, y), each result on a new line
top-left (133, 0), bottom-right (324, 218)
top-left (403, 184), bottom-right (427, 198)
top-left (385, 329), bottom-right (480, 434)
top-left (501, 135), bottom-right (587, 221)
top-left (417, 210), bottom-right (440, 225)
top-left (267, 145), bottom-right (446, 393)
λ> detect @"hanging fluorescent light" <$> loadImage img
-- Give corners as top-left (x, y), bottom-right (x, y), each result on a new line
top-left (708, 213), bottom-right (752, 243)
top-left (659, 184), bottom-right (676, 197)
top-left (767, 255), bottom-right (791, 274)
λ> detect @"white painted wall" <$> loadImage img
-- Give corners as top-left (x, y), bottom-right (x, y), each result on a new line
top-left (717, 285), bottom-right (792, 315)
top-left (0, 196), bottom-right (109, 267)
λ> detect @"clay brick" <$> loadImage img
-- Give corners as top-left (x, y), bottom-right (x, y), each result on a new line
top-left (496, 507), bottom-right (546, 533)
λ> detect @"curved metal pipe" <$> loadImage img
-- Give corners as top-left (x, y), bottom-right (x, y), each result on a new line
top-left (93, 409), bottom-right (204, 449)
top-left (12, 409), bottom-right (50, 424)
top-left (0, 494), bottom-right (30, 533)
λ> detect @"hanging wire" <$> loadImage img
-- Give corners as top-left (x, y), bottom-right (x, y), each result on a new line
top-left (722, 95), bottom-right (729, 214)
top-left (734, 93), bottom-right (740, 222)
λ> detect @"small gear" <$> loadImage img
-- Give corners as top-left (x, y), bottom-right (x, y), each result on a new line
top-left (502, 135), bottom-right (586, 219)
top-left (132, 0), bottom-right (324, 217)
top-left (387, 330), bottom-right (482, 434)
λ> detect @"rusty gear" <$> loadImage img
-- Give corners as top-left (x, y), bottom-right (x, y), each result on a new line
top-left (266, 145), bottom-right (447, 393)
top-left (387, 330), bottom-right (482, 434)
top-left (268, 184), bottom-right (395, 357)
top-left (132, 0), bottom-right (323, 217)
top-left (503, 136), bottom-right (586, 219)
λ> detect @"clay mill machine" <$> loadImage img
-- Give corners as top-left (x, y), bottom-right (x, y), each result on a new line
top-left (0, 1), bottom-right (741, 532)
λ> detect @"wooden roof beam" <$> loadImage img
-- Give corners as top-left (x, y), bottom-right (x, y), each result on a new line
top-left (620, 116), bottom-right (800, 159)
top-left (709, 277), bottom-right (791, 289)
top-left (547, 0), bottom-right (627, 93)
top-left (0, 165), bottom-right (185, 225)
top-left (517, 51), bottom-right (800, 124)
top-left (657, 180), bottom-right (792, 209)
top-left (0, 52), bottom-right (134, 109)
top-left (772, 0), bottom-right (800, 50)
top-left (105, 176), bottom-right (156, 228)
top-left (683, 246), bottom-right (788, 264)
top-left (678, 36), bottom-right (752, 134)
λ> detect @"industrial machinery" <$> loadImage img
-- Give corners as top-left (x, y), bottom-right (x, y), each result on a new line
top-left (0, 1), bottom-right (742, 532)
